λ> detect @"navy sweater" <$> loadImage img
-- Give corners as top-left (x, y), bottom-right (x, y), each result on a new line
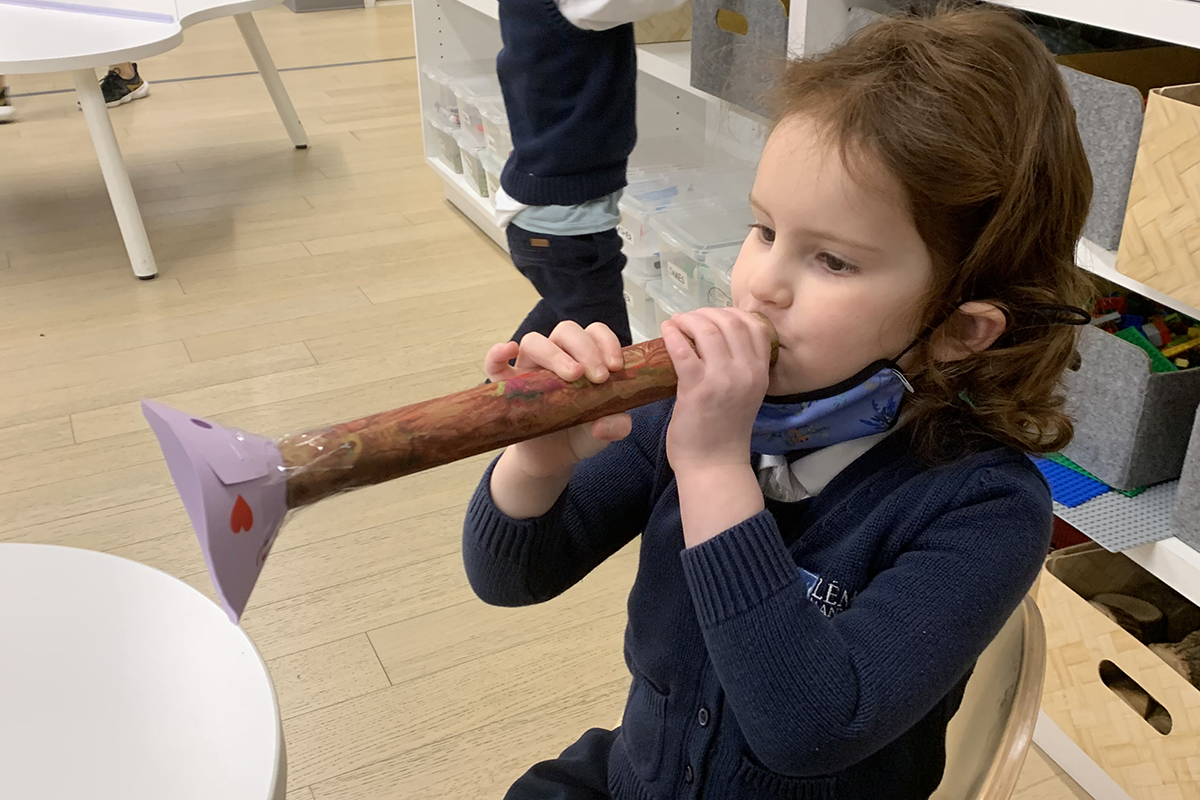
top-left (463, 400), bottom-right (1052, 799)
top-left (496, 0), bottom-right (638, 205)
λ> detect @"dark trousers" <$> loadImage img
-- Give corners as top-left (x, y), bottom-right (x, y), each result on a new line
top-left (506, 224), bottom-right (632, 347)
top-left (504, 727), bottom-right (614, 800)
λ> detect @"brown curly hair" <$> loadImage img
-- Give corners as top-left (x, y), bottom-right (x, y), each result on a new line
top-left (775, 3), bottom-right (1094, 460)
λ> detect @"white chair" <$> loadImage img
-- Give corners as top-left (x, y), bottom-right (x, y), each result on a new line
top-left (931, 595), bottom-right (1047, 800)
top-left (0, 543), bottom-right (286, 800)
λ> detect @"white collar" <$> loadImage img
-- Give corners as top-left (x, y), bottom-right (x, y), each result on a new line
top-left (756, 432), bottom-right (890, 503)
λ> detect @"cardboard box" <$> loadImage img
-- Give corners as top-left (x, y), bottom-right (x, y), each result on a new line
top-left (635, 1), bottom-right (692, 44)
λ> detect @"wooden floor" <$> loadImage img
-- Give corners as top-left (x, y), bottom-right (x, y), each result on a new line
top-left (0, 5), bottom-right (1093, 798)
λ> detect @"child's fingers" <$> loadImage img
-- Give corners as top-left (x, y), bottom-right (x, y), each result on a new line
top-left (483, 341), bottom-right (521, 382)
top-left (705, 308), bottom-right (772, 367)
top-left (514, 332), bottom-right (586, 382)
top-left (590, 412), bottom-right (632, 442)
top-left (662, 320), bottom-right (703, 383)
top-left (733, 308), bottom-right (776, 364)
top-left (549, 321), bottom-right (611, 383)
top-left (670, 310), bottom-right (733, 364)
top-left (586, 322), bottom-right (626, 372)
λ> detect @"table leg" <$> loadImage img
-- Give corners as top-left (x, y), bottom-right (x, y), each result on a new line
top-left (235, 13), bottom-right (309, 150)
top-left (1033, 710), bottom-right (1134, 800)
top-left (72, 69), bottom-right (158, 280)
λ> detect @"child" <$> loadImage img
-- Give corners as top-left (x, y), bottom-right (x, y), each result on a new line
top-left (464, 6), bottom-right (1093, 799)
top-left (495, 0), bottom-right (686, 347)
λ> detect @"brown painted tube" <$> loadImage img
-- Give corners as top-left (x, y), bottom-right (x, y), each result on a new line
top-left (279, 317), bottom-right (778, 509)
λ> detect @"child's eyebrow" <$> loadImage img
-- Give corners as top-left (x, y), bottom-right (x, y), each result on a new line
top-left (750, 194), bottom-right (883, 254)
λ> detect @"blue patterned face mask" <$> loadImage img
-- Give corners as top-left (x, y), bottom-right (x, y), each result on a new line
top-left (751, 360), bottom-right (913, 456)
top-left (747, 302), bottom-right (1092, 457)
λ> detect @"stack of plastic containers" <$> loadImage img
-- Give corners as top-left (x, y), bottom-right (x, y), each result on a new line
top-left (453, 75), bottom-right (500, 147)
top-left (451, 74), bottom-right (502, 197)
top-left (420, 60), bottom-right (492, 127)
top-left (421, 61), bottom-right (508, 184)
top-left (616, 159), bottom-right (757, 339)
top-left (478, 98), bottom-right (513, 162)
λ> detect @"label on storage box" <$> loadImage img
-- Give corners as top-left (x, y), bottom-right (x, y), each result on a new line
top-left (618, 225), bottom-right (633, 244)
top-left (623, 290), bottom-right (633, 309)
top-left (667, 262), bottom-right (690, 293)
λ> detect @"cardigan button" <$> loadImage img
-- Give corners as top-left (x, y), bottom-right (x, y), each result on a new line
top-left (697, 707), bottom-right (710, 727)
top-left (685, 764), bottom-right (695, 784)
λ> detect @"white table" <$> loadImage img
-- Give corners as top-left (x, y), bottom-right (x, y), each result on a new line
top-left (0, 543), bottom-right (285, 800)
top-left (0, 0), bottom-right (308, 279)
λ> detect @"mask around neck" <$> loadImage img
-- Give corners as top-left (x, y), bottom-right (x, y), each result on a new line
top-left (751, 359), bottom-right (913, 456)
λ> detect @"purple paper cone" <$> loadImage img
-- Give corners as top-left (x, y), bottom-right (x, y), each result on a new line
top-left (142, 401), bottom-right (289, 622)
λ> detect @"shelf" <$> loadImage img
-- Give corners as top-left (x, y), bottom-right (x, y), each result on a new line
top-left (989, 0), bottom-right (1200, 50)
top-left (443, 0), bottom-right (711, 99)
top-left (427, 156), bottom-right (507, 250)
top-left (448, 0), bottom-right (497, 20)
top-left (637, 41), bottom-right (710, 99)
top-left (1054, 481), bottom-right (1200, 608)
top-left (1125, 536), bottom-right (1200, 608)
top-left (1075, 238), bottom-right (1200, 321)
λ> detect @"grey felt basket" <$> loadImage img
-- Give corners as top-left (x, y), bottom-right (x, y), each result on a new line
top-left (1058, 67), bottom-right (1144, 253)
top-left (1173, 412), bottom-right (1200, 552)
top-left (1062, 325), bottom-right (1200, 490)
top-left (689, 0), bottom-right (789, 117)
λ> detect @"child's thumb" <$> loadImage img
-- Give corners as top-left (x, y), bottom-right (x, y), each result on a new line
top-left (592, 413), bottom-right (632, 442)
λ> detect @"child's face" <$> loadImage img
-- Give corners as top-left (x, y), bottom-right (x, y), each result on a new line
top-left (732, 115), bottom-right (935, 396)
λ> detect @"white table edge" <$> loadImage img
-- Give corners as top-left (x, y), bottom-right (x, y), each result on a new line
top-left (0, 0), bottom-right (282, 73)
top-left (0, 541), bottom-right (286, 800)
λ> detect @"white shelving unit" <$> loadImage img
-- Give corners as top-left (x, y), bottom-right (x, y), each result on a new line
top-left (412, 0), bottom-right (737, 251)
top-left (1076, 237), bottom-right (1200, 321)
top-left (410, 2), bottom-right (1200, 790)
top-left (989, 0), bottom-right (1200, 50)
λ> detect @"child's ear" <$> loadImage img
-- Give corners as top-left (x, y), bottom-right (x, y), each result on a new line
top-left (931, 302), bottom-right (1007, 362)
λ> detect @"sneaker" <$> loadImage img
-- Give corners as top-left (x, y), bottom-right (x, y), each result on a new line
top-left (0, 86), bottom-right (16, 123)
top-left (96, 65), bottom-right (150, 108)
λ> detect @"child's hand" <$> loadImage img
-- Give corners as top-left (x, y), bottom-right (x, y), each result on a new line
top-left (484, 321), bottom-right (633, 478)
top-left (662, 308), bottom-right (773, 480)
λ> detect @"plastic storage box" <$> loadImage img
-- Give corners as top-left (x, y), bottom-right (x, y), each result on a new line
top-left (623, 269), bottom-right (661, 336)
top-left (481, 149), bottom-right (504, 199)
top-left (478, 98), bottom-right (513, 161)
top-left (696, 245), bottom-right (739, 308)
top-left (625, 254), bottom-right (660, 280)
top-left (453, 76), bottom-right (501, 149)
top-left (652, 203), bottom-right (755, 303)
top-left (426, 116), bottom-right (462, 174)
top-left (618, 166), bottom-right (755, 266)
top-left (456, 131), bottom-right (489, 197)
top-left (420, 60), bottom-right (493, 127)
top-left (647, 278), bottom-right (700, 333)
top-left (1062, 324), bottom-right (1200, 489)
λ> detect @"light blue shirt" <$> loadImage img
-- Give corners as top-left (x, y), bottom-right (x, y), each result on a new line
top-left (501, 190), bottom-right (624, 236)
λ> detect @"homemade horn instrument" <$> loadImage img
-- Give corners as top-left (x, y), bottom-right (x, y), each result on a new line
top-left (144, 319), bottom-right (777, 623)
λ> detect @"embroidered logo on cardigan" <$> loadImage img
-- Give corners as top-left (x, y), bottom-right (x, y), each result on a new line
top-left (800, 568), bottom-right (856, 619)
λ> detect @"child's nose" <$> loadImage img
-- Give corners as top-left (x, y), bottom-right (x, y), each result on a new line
top-left (748, 255), bottom-right (792, 308)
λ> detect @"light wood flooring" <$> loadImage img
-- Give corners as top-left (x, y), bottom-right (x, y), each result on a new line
top-left (0, 5), bottom-right (1093, 798)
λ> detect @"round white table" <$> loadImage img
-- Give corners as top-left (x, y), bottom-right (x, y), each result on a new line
top-left (0, 0), bottom-right (308, 279)
top-left (0, 543), bottom-right (285, 800)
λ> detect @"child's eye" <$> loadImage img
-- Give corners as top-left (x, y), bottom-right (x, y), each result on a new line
top-left (751, 224), bottom-right (776, 244)
top-left (818, 251), bottom-right (856, 274)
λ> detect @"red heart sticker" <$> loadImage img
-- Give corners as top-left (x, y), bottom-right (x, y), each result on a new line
top-left (230, 495), bottom-right (254, 533)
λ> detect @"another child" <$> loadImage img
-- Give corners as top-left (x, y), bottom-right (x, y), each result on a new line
top-left (495, 0), bottom-right (687, 347)
top-left (464, 7), bottom-right (1093, 799)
